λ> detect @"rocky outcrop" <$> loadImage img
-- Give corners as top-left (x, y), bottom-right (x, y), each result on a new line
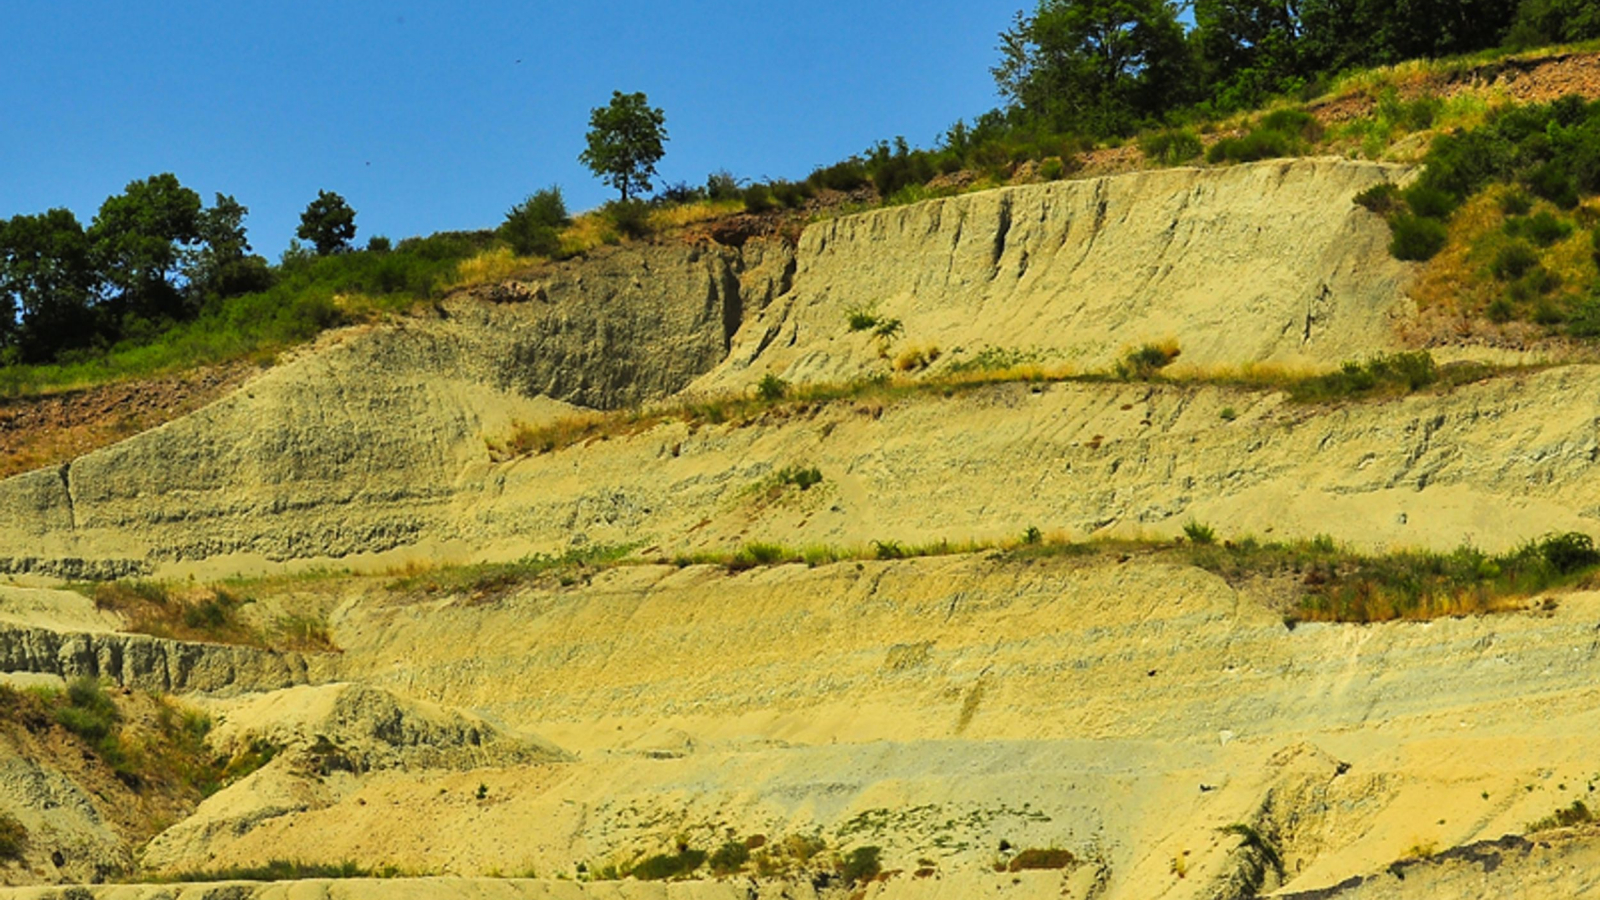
top-left (0, 625), bottom-right (334, 694)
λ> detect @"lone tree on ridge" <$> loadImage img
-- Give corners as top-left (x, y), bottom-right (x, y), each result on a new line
top-left (579, 91), bottom-right (667, 202)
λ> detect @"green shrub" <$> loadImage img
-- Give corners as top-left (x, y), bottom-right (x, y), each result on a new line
top-left (808, 158), bottom-right (869, 192)
top-left (1526, 161), bottom-right (1580, 209)
top-left (770, 180), bottom-right (813, 209)
top-left (606, 200), bottom-right (652, 239)
top-left (743, 184), bottom-right (775, 214)
top-left (1354, 183), bottom-right (1402, 216)
top-left (630, 848), bottom-right (707, 881)
top-left (1116, 342), bottom-right (1180, 379)
top-left (500, 187), bottom-right (569, 257)
top-left (1533, 532), bottom-right (1600, 575)
top-left (757, 373), bottom-right (788, 401)
top-left (1530, 799), bottom-right (1595, 832)
top-left (1023, 525), bottom-right (1043, 545)
top-left (1140, 129), bottom-right (1203, 164)
top-left (0, 813), bottom-right (26, 861)
top-left (1288, 352), bottom-right (1438, 402)
top-left (706, 170), bottom-right (742, 201)
top-left (1260, 109), bottom-right (1322, 141)
top-left (1568, 294), bottom-right (1600, 337)
top-left (1039, 157), bottom-right (1066, 180)
top-left (1206, 129), bottom-right (1296, 164)
top-left (1500, 190), bottom-right (1534, 216)
top-left (1008, 848), bottom-right (1075, 871)
top-left (777, 466), bottom-right (823, 490)
top-left (709, 841), bottom-right (751, 875)
top-left (1402, 184), bottom-right (1457, 219)
top-left (1514, 211), bottom-right (1574, 247)
top-left (873, 540), bottom-right (908, 560)
top-left (846, 308), bottom-right (880, 331)
top-left (733, 543), bottom-right (789, 568)
top-left (840, 846), bottom-right (882, 885)
top-left (1389, 215), bottom-right (1448, 261)
top-left (58, 678), bottom-right (118, 743)
top-left (1492, 242), bottom-right (1540, 280)
top-left (1183, 520), bottom-right (1217, 545)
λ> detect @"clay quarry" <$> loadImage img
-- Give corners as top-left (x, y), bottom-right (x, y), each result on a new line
top-left (2, 153), bottom-right (1600, 900)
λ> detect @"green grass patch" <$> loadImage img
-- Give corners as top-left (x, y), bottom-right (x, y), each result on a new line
top-left (386, 544), bottom-right (638, 597)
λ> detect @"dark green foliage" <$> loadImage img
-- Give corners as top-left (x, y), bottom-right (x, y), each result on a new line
top-left (1389, 215), bottom-right (1448, 261)
top-left (840, 846), bottom-right (882, 884)
top-left (709, 841), bottom-right (751, 875)
top-left (1184, 520), bottom-right (1218, 544)
top-left (367, 235), bottom-right (392, 253)
top-left (1008, 848), bottom-right (1075, 871)
top-left (770, 180), bottom-right (813, 209)
top-left (0, 208), bottom-right (99, 362)
top-left (1505, 0), bottom-right (1600, 49)
top-left (295, 190), bottom-right (357, 255)
top-left (1208, 109), bottom-right (1321, 164)
top-left (1529, 799), bottom-right (1595, 832)
top-left (501, 187), bottom-right (569, 257)
top-left (866, 137), bottom-right (937, 197)
top-left (995, 0), bottom-right (1193, 136)
top-left (1115, 342), bottom-right (1180, 379)
top-left (777, 466), bottom-right (823, 491)
top-left (847, 308), bottom-right (880, 331)
top-left (1532, 531), bottom-right (1600, 574)
top-left (743, 184), bottom-right (775, 214)
top-left (1526, 161), bottom-right (1580, 208)
top-left (630, 848), bottom-right (707, 881)
top-left (1493, 242), bottom-right (1541, 280)
top-left (1402, 184), bottom-right (1457, 219)
top-left (1354, 183), bottom-right (1403, 216)
top-left (808, 158), bottom-right (870, 192)
top-left (155, 860), bottom-right (395, 883)
top-left (1288, 352), bottom-right (1438, 401)
top-left (605, 200), bottom-right (652, 239)
top-left (579, 90), bottom-right (668, 202)
top-left (0, 813), bottom-right (26, 861)
top-left (1566, 293), bottom-right (1600, 337)
top-left (706, 170), bottom-right (742, 201)
top-left (58, 677), bottom-right (119, 743)
top-left (1206, 127), bottom-right (1296, 163)
top-left (91, 173), bottom-right (204, 323)
top-left (757, 372), bottom-right (788, 401)
top-left (1140, 129), bottom-right (1203, 164)
top-left (1507, 211), bottom-right (1574, 247)
top-left (1500, 190), bottom-right (1534, 216)
top-left (873, 540), bottom-right (909, 560)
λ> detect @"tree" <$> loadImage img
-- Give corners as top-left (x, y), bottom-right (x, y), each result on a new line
top-left (1298, 0), bottom-right (1515, 73)
top-left (296, 190), bottom-right (357, 255)
top-left (187, 193), bottom-right (272, 301)
top-left (579, 91), bottom-right (668, 201)
top-left (1193, 0), bottom-right (1309, 109)
top-left (1505, 0), bottom-right (1600, 48)
top-left (0, 209), bottom-right (100, 361)
top-left (500, 186), bottom-right (569, 257)
top-left (88, 173), bottom-right (203, 325)
top-left (994, 0), bottom-right (1193, 137)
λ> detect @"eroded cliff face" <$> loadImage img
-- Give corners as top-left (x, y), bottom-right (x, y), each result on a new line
top-left (696, 159), bottom-right (1416, 391)
top-left (0, 160), bottom-right (1435, 578)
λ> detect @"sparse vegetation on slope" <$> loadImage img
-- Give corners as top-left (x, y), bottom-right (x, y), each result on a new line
top-left (80, 581), bottom-right (335, 652)
top-left (491, 351), bottom-right (1518, 460)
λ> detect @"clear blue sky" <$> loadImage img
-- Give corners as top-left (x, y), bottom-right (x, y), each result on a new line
top-left (2, 1), bottom-right (1016, 257)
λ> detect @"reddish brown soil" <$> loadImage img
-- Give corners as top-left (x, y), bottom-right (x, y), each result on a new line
top-left (0, 364), bottom-right (254, 479)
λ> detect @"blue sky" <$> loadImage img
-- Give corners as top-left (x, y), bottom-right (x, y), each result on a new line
top-left (2, 2), bottom-right (1015, 257)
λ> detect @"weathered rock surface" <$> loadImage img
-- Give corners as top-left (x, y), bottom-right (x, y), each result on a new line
top-left (86, 553), bottom-right (1600, 898)
top-left (0, 625), bottom-right (333, 694)
top-left (0, 160), bottom-right (1425, 577)
top-left (695, 158), bottom-right (1415, 391)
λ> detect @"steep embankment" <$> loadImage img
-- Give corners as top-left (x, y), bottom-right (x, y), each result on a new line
top-left (0, 240), bottom-right (790, 579)
top-left (0, 160), bottom-right (1432, 578)
top-left (697, 158), bottom-right (1415, 390)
